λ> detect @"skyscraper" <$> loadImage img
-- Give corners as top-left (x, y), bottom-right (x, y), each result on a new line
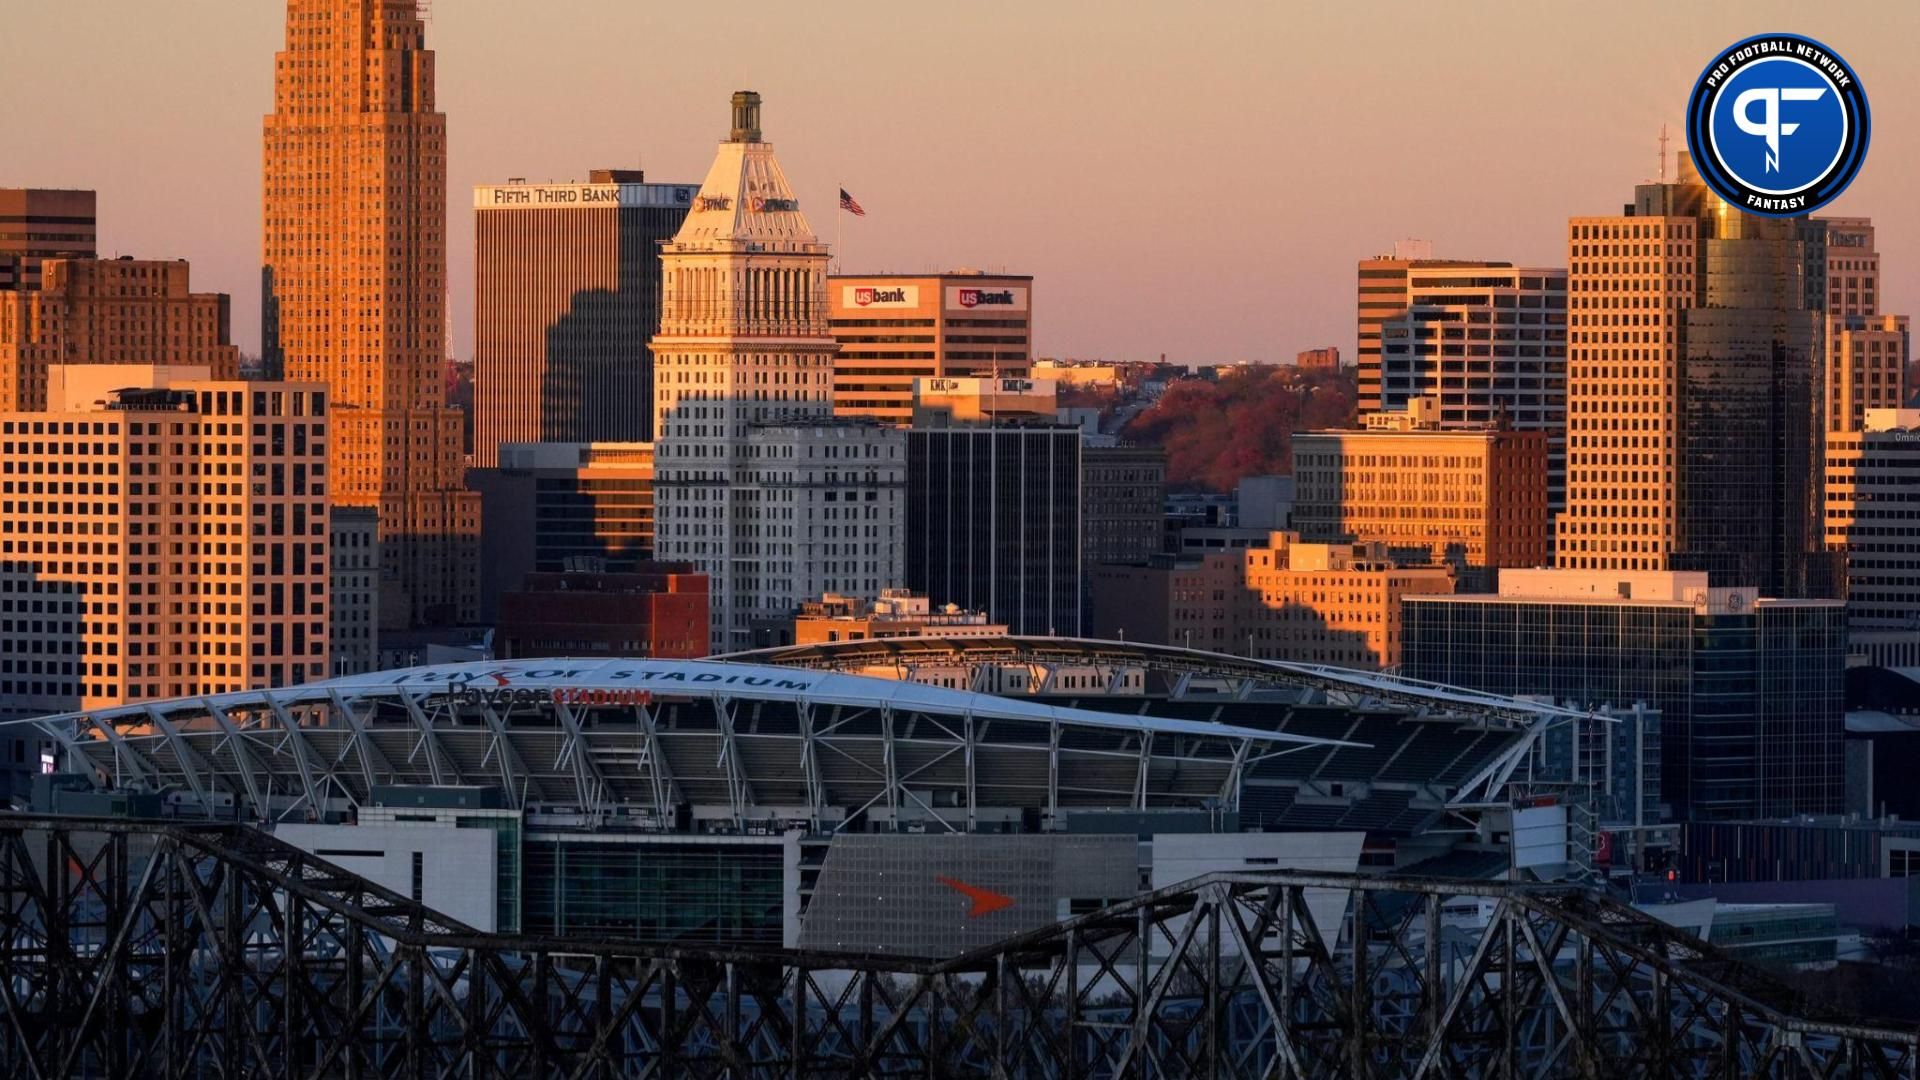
top-left (262, 0), bottom-right (477, 630)
top-left (1354, 243), bottom-right (1511, 413)
top-left (1557, 155), bottom-right (1827, 597)
top-left (473, 172), bottom-right (694, 464)
top-left (651, 93), bottom-right (904, 650)
top-left (1819, 219), bottom-right (1908, 433)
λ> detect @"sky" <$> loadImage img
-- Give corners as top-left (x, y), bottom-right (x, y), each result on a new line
top-left (5, 0), bottom-right (1919, 366)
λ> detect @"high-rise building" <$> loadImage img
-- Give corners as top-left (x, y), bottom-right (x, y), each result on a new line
top-left (907, 426), bottom-right (1081, 636)
top-left (0, 189), bottom-right (95, 291)
top-left (0, 367), bottom-right (330, 724)
top-left (471, 441), bottom-right (655, 624)
top-left (1373, 265), bottom-right (1568, 519)
top-left (1291, 418), bottom-right (1549, 591)
top-left (911, 376), bottom-right (1057, 425)
top-left (829, 272), bottom-right (1034, 422)
top-left (1557, 155), bottom-right (1828, 598)
top-left (472, 172), bottom-right (695, 465)
top-left (0, 258), bottom-right (241, 412)
top-left (1355, 242), bottom-right (1512, 413)
top-left (1402, 569), bottom-right (1846, 822)
top-left (1088, 536), bottom-right (1455, 669)
top-left (1823, 218), bottom-right (1880, 318)
top-left (1827, 314), bottom-right (1910, 433)
top-left (1082, 445), bottom-right (1167, 567)
top-left (1825, 409), bottom-right (1920, 668)
top-left (650, 93), bottom-right (905, 651)
top-left (262, 0), bottom-right (477, 631)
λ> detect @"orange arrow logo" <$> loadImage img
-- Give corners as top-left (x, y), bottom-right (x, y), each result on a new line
top-left (937, 876), bottom-right (1014, 918)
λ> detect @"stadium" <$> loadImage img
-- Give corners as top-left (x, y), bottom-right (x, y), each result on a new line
top-left (12, 639), bottom-right (1607, 956)
top-left (1, 639), bottom-right (1910, 1075)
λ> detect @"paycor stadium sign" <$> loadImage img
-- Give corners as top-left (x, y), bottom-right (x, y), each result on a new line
top-left (392, 664), bottom-right (819, 709)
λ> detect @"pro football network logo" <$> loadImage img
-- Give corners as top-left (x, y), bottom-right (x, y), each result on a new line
top-left (1685, 34), bottom-right (1869, 217)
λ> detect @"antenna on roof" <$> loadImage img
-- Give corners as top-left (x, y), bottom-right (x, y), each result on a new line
top-left (1658, 123), bottom-right (1669, 182)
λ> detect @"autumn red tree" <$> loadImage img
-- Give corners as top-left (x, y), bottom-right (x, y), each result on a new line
top-left (1120, 365), bottom-right (1356, 492)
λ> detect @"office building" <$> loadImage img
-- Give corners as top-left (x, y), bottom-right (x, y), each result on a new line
top-left (1087, 535), bottom-right (1454, 669)
top-left (1291, 419), bottom-right (1549, 591)
top-left (1372, 265), bottom-right (1568, 518)
top-left (0, 189), bottom-right (95, 291)
top-left (1083, 445), bottom-right (1167, 567)
top-left (1558, 156), bottom-right (1828, 599)
top-left (1827, 315), bottom-right (1910, 434)
top-left (792, 590), bottom-right (1006, 645)
top-left (1825, 409), bottom-right (1920, 668)
top-left (1355, 242), bottom-right (1513, 413)
top-left (472, 441), bottom-right (655, 623)
top-left (907, 426), bottom-right (1081, 636)
top-left (473, 172), bottom-right (695, 465)
top-left (651, 93), bottom-right (906, 650)
top-left (0, 257), bottom-right (241, 412)
top-left (1402, 569), bottom-right (1846, 821)
top-left (1294, 346), bottom-right (1341, 371)
top-left (829, 272), bottom-right (1034, 422)
top-left (263, 0), bottom-right (478, 631)
top-left (496, 565), bottom-right (708, 660)
top-left (0, 367), bottom-right (330, 722)
top-left (329, 506), bottom-right (379, 677)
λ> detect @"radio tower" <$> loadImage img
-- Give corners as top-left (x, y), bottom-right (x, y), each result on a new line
top-left (1658, 123), bottom-right (1669, 182)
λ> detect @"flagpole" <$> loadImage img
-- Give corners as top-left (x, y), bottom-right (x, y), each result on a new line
top-left (835, 180), bottom-right (843, 274)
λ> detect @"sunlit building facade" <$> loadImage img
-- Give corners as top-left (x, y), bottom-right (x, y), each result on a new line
top-left (829, 272), bottom-right (1034, 422)
top-left (0, 188), bottom-right (95, 292)
top-left (263, 0), bottom-right (477, 630)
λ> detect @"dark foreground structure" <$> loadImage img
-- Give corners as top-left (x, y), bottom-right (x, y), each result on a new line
top-left (0, 817), bottom-right (1912, 1078)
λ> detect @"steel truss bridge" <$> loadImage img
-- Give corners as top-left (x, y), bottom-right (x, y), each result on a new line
top-left (0, 817), bottom-right (1911, 1078)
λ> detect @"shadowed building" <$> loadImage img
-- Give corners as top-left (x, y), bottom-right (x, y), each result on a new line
top-left (472, 442), bottom-right (656, 624)
top-left (651, 93), bottom-right (905, 651)
top-left (496, 565), bottom-right (709, 660)
top-left (473, 172), bottom-right (694, 465)
top-left (263, 0), bottom-right (478, 631)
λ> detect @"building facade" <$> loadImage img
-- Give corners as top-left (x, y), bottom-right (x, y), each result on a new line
top-left (1827, 314), bottom-right (1910, 434)
top-left (650, 93), bottom-right (905, 651)
top-left (829, 272), bottom-right (1034, 422)
top-left (263, 0), bottom-right (478, 631)
top-left (0, 258), bottom-right (241, 412)
top-left (1294, 346), bottom-right (1341, 371)
top-left (1372, 265), bottom-right (1568, 519)
top-left (473, 173), bottom-right (694, 464)
top-left (0, 189), bottom-right (95, 292)
top-left (0, 368), bottom-right (330, 722)
top-left (496, 566), bottom-right (708, 660)
top-left (1082, 445), bottom-right (1168, 568)
top-left (328, 506), bottom-right (378, 678)
top-left (1087, 537), bottom-right (1455, 670)
top-left (1402, 569), bottom-right (1846, 822)
top-left (1557, 157), bottom-right (1828, 599)
top-left (1292, 422), bottom-right (1549, 591)
top-left (1825, 409), bottom-right (1920, 668)
top-left (907, 426), bottom-right (1081, 637)
top-left (1355, 243), bottom-right (1514, 413)
top-left (471, 442), bottom-right (655, 624)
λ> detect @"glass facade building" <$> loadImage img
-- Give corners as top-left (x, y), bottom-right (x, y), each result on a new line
top-left (1403, 585), bottom-right (1845, 822)
top-left (907, 426), bottom-right (1083, 636)
top-left (522, 835), bottom-right (788, 946)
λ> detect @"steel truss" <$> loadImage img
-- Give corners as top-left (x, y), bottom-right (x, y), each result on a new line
top-left (0, 816), bottom-right (1912, 1078)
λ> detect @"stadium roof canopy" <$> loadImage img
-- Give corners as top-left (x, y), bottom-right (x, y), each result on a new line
top-left (713, 635), bottom-right (1604, 729)
top-left (6, 658), bottom-right (1370, 827)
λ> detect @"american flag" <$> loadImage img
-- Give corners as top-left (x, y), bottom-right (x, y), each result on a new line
top-left (839, 188), bottom-right (866, 216)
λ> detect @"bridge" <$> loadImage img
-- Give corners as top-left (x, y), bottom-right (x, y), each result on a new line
top-left (0, 816), bottom-right (1912, 1077)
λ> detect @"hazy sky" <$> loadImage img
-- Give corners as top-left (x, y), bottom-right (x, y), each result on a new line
top-left (5, 1), bottom-right (1918, 365)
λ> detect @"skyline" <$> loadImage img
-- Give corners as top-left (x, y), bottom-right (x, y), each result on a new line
top-left (6, 1), bottom-right (1920, 366)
